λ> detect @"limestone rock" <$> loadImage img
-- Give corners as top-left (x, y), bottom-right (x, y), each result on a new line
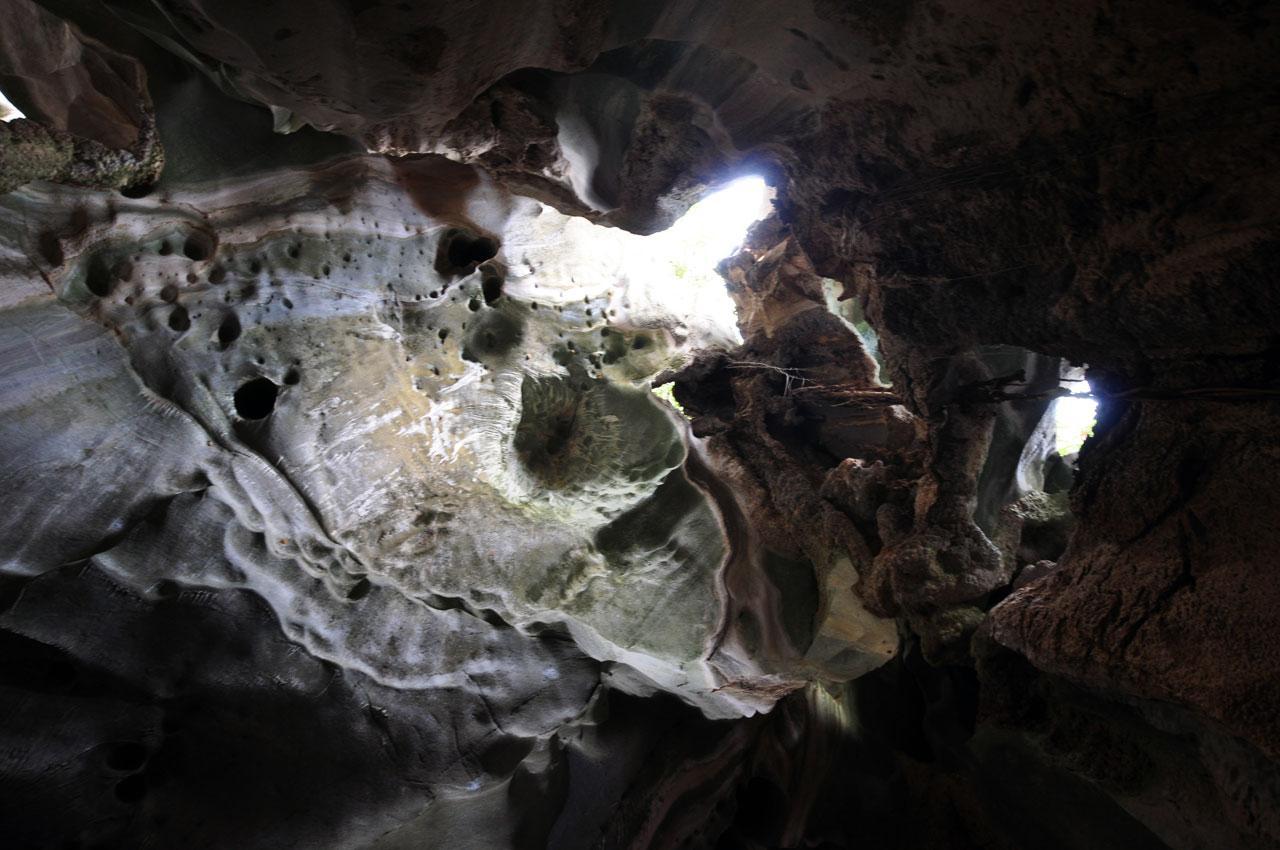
top-left (2, 0), bottom-right (1279, 847)
top-left (0, 0), bottom-right (162, 193)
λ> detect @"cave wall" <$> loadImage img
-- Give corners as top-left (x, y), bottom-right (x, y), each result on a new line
top-left (1, 0), bottom-right (1278, 848)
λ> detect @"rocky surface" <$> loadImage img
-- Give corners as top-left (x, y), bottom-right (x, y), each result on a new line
top-left (1, 0), bottom-right (1278, 848)
top-left (0, 0), bottom-right (162, 193)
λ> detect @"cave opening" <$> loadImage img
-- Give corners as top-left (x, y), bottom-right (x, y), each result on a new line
top-left (642, 174), bottom-right (770, 410)
top-left (651, 174), bottom-right (770, 331)
top-left (1055, 368), bottom-right (1098, 456)
top-left (0, 88), bottom-right (23, 122)
top-left (663, 175), bottom-right (771, 272)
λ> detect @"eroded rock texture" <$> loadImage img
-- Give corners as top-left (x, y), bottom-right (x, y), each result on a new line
top-left (1, 0), bottom-right (1278, 848)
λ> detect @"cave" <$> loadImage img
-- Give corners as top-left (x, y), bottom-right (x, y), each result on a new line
top-left (0, 2), bottom-right (1277, 849)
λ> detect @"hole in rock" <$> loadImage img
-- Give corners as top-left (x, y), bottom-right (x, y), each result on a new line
top-left (120, 182), bottom-right (155, 199)
top-left (183, 233), bottom-right (213, 261)
top-left (85, 256), bottom-right (114, 297)
top-left (449, 235), bottom-right (498, 268)
top-left (1055, 366), bottom-right (1098, 456)
top-left (346, 578), bottom-right (372, 600)
top-left (646, 175), bottom-right (771, 346)
top-left (435, 228), bottom-right (499, 277)
top-left (665, 175), bottom-right (771, 273)
top-left (0, 88), bottom-right (25, 121)
top-left (217, 314), bottom-right (241, 349)
top-left (234, 377), bottom-right (279, 419)
top-left (482, 275), bottom-right (504, 305)
top-left (168, 306), bottom-right (190, 332)
top-left (631, 175), bottom-right (771, 405)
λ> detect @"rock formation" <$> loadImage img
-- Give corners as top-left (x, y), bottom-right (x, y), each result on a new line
top-left (0, 0), bottom-right (1277, 848)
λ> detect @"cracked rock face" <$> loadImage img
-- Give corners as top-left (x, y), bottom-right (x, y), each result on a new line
top-left (2, 0), bottom-right (1279, 848)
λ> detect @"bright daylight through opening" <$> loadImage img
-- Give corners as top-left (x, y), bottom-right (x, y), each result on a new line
top-left (648, 174), bottom-right (771, 340)
top-left (646, 175), bottom-right (770, 410)
top-left (1055, 379), bottom-right (1098, 456)
top-left (0, 89), bottom-right (25, 122)
top-left (650, 172), bottom-right (768, 337)
top-left (662, 175), bottom-right (771, 272)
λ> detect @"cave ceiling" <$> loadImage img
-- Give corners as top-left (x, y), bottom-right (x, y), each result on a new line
top-left (0, 1), bottom-right (1278, 848)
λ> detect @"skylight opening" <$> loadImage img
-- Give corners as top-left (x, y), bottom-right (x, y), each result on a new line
top-left (1055, 376), bottom-right (1098, 456)
top-left (664, 175), bottom-right (771, 271)
top-left (642, 175), bottom-right (771, 347)
top-left (639, 175), bottom-right (771, 413)
top-left (497, 174), bottom-right (771, 402)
